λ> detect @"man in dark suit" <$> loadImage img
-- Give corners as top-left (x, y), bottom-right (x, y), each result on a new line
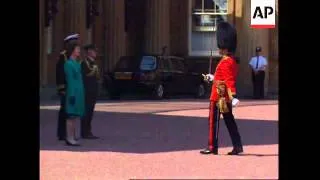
top-left (81, 44), bottom-right (100, 139)
top-left (56, 33), bottom-right (80, 141)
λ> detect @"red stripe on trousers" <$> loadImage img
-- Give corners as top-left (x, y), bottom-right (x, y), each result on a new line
top-left (208, 101), bottom-right (215, 151)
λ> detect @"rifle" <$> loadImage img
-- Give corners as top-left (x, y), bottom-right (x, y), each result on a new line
top-left (209, 49), bottom-right (213, 74)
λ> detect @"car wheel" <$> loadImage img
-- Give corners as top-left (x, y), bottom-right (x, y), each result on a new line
top-left (195, 84), bottom-right (206, 98)
top-left (153, 84), bottom-right (164, 99)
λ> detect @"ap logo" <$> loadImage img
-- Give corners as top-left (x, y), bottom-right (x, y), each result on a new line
top-left (251, 0), bottom-right (276, 28)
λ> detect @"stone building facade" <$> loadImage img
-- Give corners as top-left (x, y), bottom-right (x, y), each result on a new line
top-left (39, 0), bottom-right (278, 97)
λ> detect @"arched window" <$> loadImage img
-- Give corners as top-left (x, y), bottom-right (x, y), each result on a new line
top-left (188, 0), bottom-right (229, 56)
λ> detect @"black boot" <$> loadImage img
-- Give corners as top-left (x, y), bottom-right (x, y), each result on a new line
top-left (58, 137), bottom-right (65, 141)
top-left (227, 147), bottom-right (243, 155)
top-left (65, 140), bottom-right (81, 146)
top-left (82, 132), bottom-right (99, 139)
top-left (200, 148), bottom-right (218, 155)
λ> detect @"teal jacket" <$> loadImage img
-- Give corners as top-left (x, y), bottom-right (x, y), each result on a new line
top-left (64, 59), bottom-right (85, 117)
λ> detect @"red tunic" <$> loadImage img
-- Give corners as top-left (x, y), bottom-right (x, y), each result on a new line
top-left (210, 55), bottom-right (238, 102)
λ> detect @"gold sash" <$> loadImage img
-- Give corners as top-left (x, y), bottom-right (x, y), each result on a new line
top-left (85, 59), bottom-right (100, 79)
top-left (215, 81), bottom-right (233, 113)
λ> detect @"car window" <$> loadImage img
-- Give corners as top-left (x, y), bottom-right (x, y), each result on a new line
top-left (140, 56), bottom-right (157, 70)
top-left (170, 58), bottom-right (185, 72)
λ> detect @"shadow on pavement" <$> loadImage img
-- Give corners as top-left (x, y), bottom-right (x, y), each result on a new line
top-left (40, 109), bottom-right (278, 153)
top-left (41, 98), bottom-right (278, 107)
top-left (148, 103), bottom-right (277, 114)
top-left (237, 153), bottom-right (278, 157)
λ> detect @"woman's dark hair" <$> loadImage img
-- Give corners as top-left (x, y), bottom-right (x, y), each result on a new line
top-left (66, 42), bottom-right (80, 58)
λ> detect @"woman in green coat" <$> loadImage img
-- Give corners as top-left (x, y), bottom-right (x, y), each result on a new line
top-left (64, 43), bottom-right (85, 146)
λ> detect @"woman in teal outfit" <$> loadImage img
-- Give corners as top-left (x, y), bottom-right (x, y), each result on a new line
top-left (64, 42), bottom-right (85, 146)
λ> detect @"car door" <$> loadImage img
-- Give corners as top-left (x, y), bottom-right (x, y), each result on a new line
top-left (157, 56), bottom-right (175, 93)
top-left (169, 57), bottom-right (186, 94)
top-left (183, 60), bottom-right (199, 93)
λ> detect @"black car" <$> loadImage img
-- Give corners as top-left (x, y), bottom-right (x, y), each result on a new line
top-left (104, 55), bottom-right (209, 99)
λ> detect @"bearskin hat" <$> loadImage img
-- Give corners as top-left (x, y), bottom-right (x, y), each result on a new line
top-left (216, 22), bottom-right (237, 54)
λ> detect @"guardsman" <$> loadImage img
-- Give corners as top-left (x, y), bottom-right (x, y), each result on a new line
top-left (56, 33), bottom-right (80, 141)
top-left (80, 44), bottom-right (100, 139)
top-left (201, 22), bottom-right (243, 155)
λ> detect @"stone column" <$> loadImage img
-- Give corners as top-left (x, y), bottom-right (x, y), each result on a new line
top-left (227, 0), bottom-right (235, 24)
top-left (92, 0), bottom-right (104, 70)
top-left (170, 0), bottom-right (188, 55)
top-left (64, 0), bottom-right (88, 45)
top-left (39, 0), bottom-right (43, 86)
top-left (87, 28), bottom-right (93, 44)
top-left (104, 0), bottom-right (126, 71)
top-left (144, 0), bottom-right (170, 54)
top-left (44, 0), bottom-right (66, 85)
top-left (52, 0), bottom-right (66, 54)
top-left (267, 1), bottom-right (278, 96)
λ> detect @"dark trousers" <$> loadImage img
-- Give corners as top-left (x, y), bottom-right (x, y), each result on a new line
top-left (81, 92), bottom-right (97, 136)
top-left (208, 102), bottom-right (243, 151)
top-left (57, 95), bottom-right (67, 138)
top-left (252, 70), bottom-right (265, 99)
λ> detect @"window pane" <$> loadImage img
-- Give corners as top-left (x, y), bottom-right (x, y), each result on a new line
top-left (193, 0), bottom-right (202, 9)
top-left (204, 0), bottom-right (214, 10)
top-left (190, 0), bottom-right (228, 56)
top-left (192, 14), bottom-right (226, 31)
top-left (213, 0), bottom-right (228, 13)
top-left (140, 56), bottom-right (157, 70)
top-left (192, 0), bottom-right (228, 13)
top-left (191, 31), bottom-right (216, 51)
top-left (191, 0), bottom-right (228, 32)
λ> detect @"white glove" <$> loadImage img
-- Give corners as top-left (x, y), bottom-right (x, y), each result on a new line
top-left (232, 98), bottom-right (240, 107)
top-left (202, 74), bottom-right (214, 82)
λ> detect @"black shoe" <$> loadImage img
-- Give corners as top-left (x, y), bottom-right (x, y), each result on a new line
top-left (200, 148), bottom-right (218, 155)
top-left (65, 140), bottom-right (81, 146)
top-left (227, 147), bottom-right (243, 155)
top-left (58, 137), bottom-right (65, 141)
top-left (82, 134), bottom-right (99, 139)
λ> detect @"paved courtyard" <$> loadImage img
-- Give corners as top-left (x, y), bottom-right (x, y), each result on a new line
top-left (40, 99), bottom-right (278, 180)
